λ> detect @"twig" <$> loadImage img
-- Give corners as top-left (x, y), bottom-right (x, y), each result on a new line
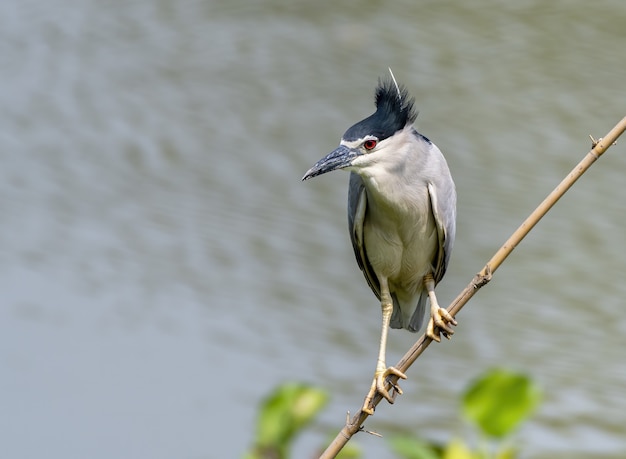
top-left (319, 116), bottom-right (626, 459)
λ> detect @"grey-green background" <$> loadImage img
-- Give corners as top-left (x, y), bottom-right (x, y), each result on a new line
top-left (1, 1), bottom-right (625, 458)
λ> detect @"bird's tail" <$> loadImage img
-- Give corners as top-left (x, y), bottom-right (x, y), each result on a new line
top-left (390, 291), bottom-right (428, 333)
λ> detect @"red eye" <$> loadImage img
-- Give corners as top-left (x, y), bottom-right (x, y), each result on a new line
top-left (363, 139), bottom-right (377, 150)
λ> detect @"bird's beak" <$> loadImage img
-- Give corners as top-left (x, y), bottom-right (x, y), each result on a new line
top-left (302, 145), bottom-right (358, 181)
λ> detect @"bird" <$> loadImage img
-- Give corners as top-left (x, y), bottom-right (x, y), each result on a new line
top-left (302, 70), bottom-right (457, 415)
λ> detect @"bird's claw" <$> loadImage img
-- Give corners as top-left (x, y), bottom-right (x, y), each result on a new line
top-left (426, 307), bottom-right (457, 342)
top-left (361, 366), bottom-right (407, 415)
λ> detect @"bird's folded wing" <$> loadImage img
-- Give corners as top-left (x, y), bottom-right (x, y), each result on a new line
top-left (348, 172), bottom-right (381, 300)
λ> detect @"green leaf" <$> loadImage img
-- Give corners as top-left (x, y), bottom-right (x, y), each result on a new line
top-left (494, 444), bottom-right (519, 459)
top-left (461, 368), bottom-right (541, 438)
top-left (254, 382), bottom-right (328, 457)
top-left (388, 435), bottom-right (440, 459)
top-left (442, 438), bottom-right (476, 459)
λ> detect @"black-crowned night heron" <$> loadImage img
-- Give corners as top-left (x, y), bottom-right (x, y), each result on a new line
top-left (302, 71), bottom-right (457, 415)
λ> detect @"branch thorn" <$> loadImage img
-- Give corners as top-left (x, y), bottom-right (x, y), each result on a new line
top-left (358, 425), bottom-right (383, 437)
top-left (590, 134), bottom-right (617, 148)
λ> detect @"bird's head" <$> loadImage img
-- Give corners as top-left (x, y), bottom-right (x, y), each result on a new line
top-left (302, 74), bottom-right (418, 181)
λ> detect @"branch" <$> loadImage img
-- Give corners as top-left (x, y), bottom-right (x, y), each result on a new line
top-left (319, 116), bottom-right (626, 459)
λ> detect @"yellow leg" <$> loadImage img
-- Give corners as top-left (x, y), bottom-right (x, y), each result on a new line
top-left (424, 273), bottom-right (457, 342)
top-left (361, 278), bottom-right (407, 415)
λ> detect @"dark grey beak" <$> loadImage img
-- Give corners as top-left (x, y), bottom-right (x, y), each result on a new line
top-left (302, 145), bottom-right (358, 181)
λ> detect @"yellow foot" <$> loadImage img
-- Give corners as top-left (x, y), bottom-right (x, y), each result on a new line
top-left (361, 366), bottom-right (407, 415)
top-left (426, 307), bottom-right (457, 342)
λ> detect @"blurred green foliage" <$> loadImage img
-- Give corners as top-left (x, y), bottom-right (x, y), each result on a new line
top-left (462, 368), bottom-right (542, 439)
top-left (388, 435), bottom-right (441, 459)
top-left (244, 368), bottom-right (541, 459)
top-left (245, 382), bottom-right (328, 459)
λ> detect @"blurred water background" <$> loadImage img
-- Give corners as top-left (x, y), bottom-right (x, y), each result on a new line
top-left (1, 1), bottom-right (625, 458)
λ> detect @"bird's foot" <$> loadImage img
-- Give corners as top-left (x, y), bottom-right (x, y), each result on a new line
top-left (361, 366), bottom-right (407, 415)
top-left (426, 306), bottom-right (457, 342)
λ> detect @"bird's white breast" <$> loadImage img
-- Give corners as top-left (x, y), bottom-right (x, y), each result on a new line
top-left (361, 170), bottom-right (437, 296)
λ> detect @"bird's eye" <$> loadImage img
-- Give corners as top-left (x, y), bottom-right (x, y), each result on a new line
top-left (363, 139), bottom-right (377, 150)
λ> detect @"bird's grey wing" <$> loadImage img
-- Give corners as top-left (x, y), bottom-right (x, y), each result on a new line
top-left (348, 172), bottom-right (381, 300)
top-left (427, 181), bottom-right (456, 284)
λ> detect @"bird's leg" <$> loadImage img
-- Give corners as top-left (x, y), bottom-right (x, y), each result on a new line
top-left (361, 278), bottom-right (407, 415)
top-left (424, 273), bottom-right (457, 342)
